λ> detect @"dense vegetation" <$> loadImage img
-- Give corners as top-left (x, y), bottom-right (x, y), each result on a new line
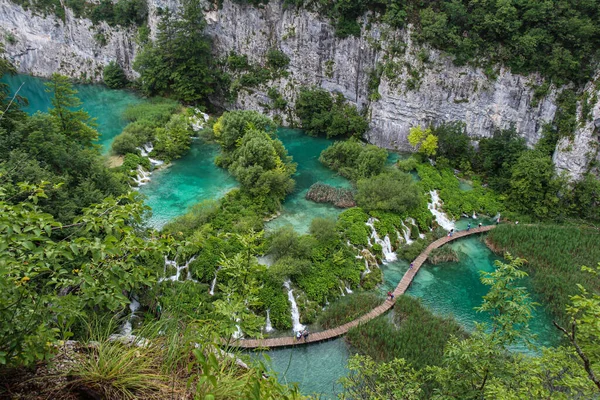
top-left (487, 224), bottom-right (600, 325)
top-left (280, 0), bottom-right (600, 84)
top-left (341, 257), bottom-right (600, 398)
top-left (400, 123), bottom-right (600, 222)
top-left (317, 292), bottom-right (382, 329)
top-left (319, 139), bottom-right (387, 181)
top-left (346, 295), bottom-right (467, 367)
top-left (133, 0), bottom-right (222, 104)
top-left (295, 87), bottom-right (369, 138)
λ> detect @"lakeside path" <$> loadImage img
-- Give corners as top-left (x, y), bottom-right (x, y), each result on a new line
top-left (232, 225), bottom-right (495, 349)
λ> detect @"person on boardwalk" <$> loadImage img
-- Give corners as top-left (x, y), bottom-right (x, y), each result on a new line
top-left (467, 223), bottom-right (471, 232)
top-left (296, 331), bottom-right (302, 341)
top-left (496, 218), bottom-right (500, 225)
top-left (387, 291), bottom-right (394, 300)
top-left (303, 329), bottom-right (309, 342)
top-left (478, 222), bottom-right (482, 228)
top-left (450, 228), bottom-right (454, 237)
top-left (409, 263), bottom-right (414, 270)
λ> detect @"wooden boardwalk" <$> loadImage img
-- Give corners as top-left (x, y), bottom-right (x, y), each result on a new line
top-left (232, 225), bottom-right (495, 349)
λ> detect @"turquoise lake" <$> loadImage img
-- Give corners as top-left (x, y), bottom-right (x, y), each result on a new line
top-left (5, 75), bottom-right (559, 400)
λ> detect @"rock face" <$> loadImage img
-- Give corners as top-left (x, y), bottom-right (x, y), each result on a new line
top-left (553, 74), bottom-right (600, 180)
top-left (1, 0), bottom-right (598, 177)
top-left (0, 0), bottom-right (137, 80)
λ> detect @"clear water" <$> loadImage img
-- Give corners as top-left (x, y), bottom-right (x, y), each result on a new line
top-left (138, 140), bottom-right (237, 229)
top-left (2, 74), bottom-right (142, 152)
top-left (266, 129), bottom-right (352, 234)
top-left (256, 338), bottom-right (350, 399)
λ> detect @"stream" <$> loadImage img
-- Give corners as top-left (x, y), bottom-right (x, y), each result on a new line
top-left (5, 75), bottom-right (560, 399)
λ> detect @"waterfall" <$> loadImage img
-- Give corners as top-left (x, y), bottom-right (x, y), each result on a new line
top-left (366, 218), bottom-right (397, 262)
top-left (345, 285), bottom-right (353, 294)
top-left (209, 267), bottom-right (221, 295)
top-left (339, 285), bottom-right (345, 296)
top-left (364, 258), bottom-right (371, 274)
top-left (232, 321), bottom-right (243, 339)
top-left (400, 221), bottom-right (414, 245)
top-left (133, 165), bottom-right (151, 186)
top-left (427, 190), bottom-right (455, 231)
top-left (190, 108), bottom-right (210, 131)
top-left (139, 143), bottom-right (153, 157)
top-left (120, 298), bottom-right (140, 336)
top-left (160, 256), bottom-right (196, 283)
top-left (283, 280), bottom-right (305, 333)
top-left (472, 212), bottom-right (477, 219)
top-left (265, 309), bottom-right (274, 333)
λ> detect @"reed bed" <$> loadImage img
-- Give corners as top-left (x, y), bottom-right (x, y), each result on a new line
top-left (346, 296), bottom-right (467, 369)
top-left (317, 292), bottom-right (382, 329)
top-left (486, 224), bottom-right (600, 324)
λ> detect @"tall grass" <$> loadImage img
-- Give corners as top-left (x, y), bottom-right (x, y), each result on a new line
top-left (317, 292), bottom-right (382, 329)
top-left (122, 97), bottom-right (180, 125)
top-left (345, 295), bottom-right (467, 369)
top-left (486, 224), bottom-right (600, 324)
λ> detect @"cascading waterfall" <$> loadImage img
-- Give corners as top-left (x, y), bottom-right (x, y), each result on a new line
top-left (265, 309), bottom-right (274, 333)
top-left (159, 256), bottom-right (196, 283)
top-left (364, 258), bottom-right (371, 274)
top-left (121, 298), bottom-right (140, 336)
top-left (472, 212), bottom-right (477, 219)
top-left (339, 285), bottom-right (345, 296)
top-left (427, 190), bottom-right (455, 231)
top-left (283, 280), bottom-right (305, 333)
top-left (209, 267), bottom-right (221, 296)
top-left (366, 217), bottom-right (397, 262)
top-left (133, 165), bottom-right (151, 186)
top-left (189, 108), bottom-right (210, 131)
top-left (138, 143), bottom-right (164, 167)
top-left (345, 285), bottom-right (353, 294)
top-left (400, 221), bottom-right (414, 245)
top-left (233, 320), bottom-right (243, 339)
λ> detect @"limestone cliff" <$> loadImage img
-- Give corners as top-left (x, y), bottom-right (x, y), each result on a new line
top-left (1, 0), bottom-right (598, 178)
top-left (0, 0), bottom-right (137, 80)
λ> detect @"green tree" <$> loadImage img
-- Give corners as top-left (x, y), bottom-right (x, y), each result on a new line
top-left (153, 113), bottom-right (192, 161)
top-left (476, 128), bottom-right (527, 193)
top-left (0, 186), bottom-right (169, 366)
top-left (103, 61), bottom-right (128, 89)
top-left (45, 74), bottom-right (98, 146)
top-left (408, 126), bottom-right (438, 156)
top-left (319, 140), bottom-right (387, 181)
top-left (356, 170), bottom-right (421, 213)
top-left (133, 0), bottom-right (215, 103)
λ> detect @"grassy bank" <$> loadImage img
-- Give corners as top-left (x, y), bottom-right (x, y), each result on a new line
top-left (486, 224), bottom-right (600, 324)
top-left (345, 295), bottom-right (467, 368)
top-left (317, 292), bottom-right (382, 330)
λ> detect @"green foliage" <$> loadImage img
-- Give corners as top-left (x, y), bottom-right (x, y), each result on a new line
top-left (267, 226), bottom-right (315, 262)
top-left (408, 126), bottom-right (438, 157)
top-left (317, 292), bottom-right (381, 329)
top-left (266, 48), bottom-right (290, 70)
top-left (487, 224), bottom-right (600, 325)
top-left (356, 169), bottom-right (421, 214)
top-left (0, 189), bottom-right (168, 366)
top-left (122, 97), bottom-right (179, 125)
top-left (153, 113), bottom-right (193, 162)
top-left (319, 140), bottom-right (387, 181)
top-left (417, 163), bottom-right (502, 219)
top-left (133, 0), bottom-right (217, 104)
top-left (475, 127), bottom-right (528, 193)
top-left (295, 87), bottom-right (368, 138)
top-left (507, 150), bottom-right (567, 218)
top-left (214, 111), bottom-right (295, 203)
top-left (346, 295), bottom-right (467, 368)
top-left (433, 122), bottom-right (474, 169)
top-left (309, 217), bottom-right (338, 244)
top-left (337, 208), bottom-right (370, 246)
top-left (103, 61), bottom-right (128, 89)
top-left (90, 0), bottom-right (148, 27)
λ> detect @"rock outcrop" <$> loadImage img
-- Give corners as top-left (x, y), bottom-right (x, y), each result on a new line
top-left (1, 0), bottom-right (598, 177)
top-left (0, 0), bottom-right (137, 80)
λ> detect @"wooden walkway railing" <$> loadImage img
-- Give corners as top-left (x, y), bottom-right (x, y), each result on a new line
top-left (232, 225), bottom-right (495, 349)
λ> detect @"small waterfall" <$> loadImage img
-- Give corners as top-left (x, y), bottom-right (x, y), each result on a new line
top-left (121, 298), bottom-right (140, 336)
top-left (345, 285), bottom-right (353, 294)
top-left (366, 217), bottom-right (397, 262)
top-left (265, 309), bottom-right (274, 333)
top-left (232, 321), bottom-right (243, 339)
top-left (400, 221), bottom-right (414, 245)
top-left (339, 285), bottom-right (345, 296)
top-left (139, 143), bottom-right (153, 157)
top-left (209, 267), bottom-right (221, 295)
top-left (160, 256), bottom-right (196, 283)
top-left (472, 212), bottom-right (477, 219)
top-left (427, 190), bottom-right (455, 231)
top-left (133, 165), bottom-right (151, 186)
top-left (364, 258), bottom-right (371, 274)
top-left (283, 280), bottom-right (305, 333)
top-left (190, 108), bottom-right (210, 131)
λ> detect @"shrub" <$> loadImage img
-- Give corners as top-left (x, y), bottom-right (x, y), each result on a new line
top-left (319, 140), bottom-right (387, 181)
top-left (356, 170), bottom-right (421, 214)
top-left (318, 292), bottom-right (382, 329)
top-left (266, 48), bottom-right (290, 70)
top-left (111, 131), bottom-right (140, 155)
top-left (309, 217), bottom-right (338, 244)
top-left (103, 62), bottom-right (128, 89)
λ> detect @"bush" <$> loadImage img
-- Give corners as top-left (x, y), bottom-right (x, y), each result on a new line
top-left (309, 217), bottom-right (338, 244)
top-left (111, 131), bottom-right (140, 155)
top-left (319, 140), bottom-right (387, 181)
top-left (295, 87), bottom-right (368, 138)
top-left (266, 48), bottom-right (290, 70)
top-left (356, 170), bottom-right (421, 214)
top-left (103, 62), bottom-right (128, 89)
